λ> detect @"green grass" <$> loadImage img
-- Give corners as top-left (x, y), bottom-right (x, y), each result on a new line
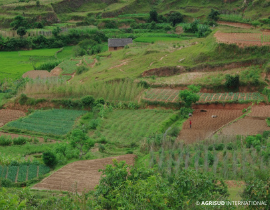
top-left (59, 60), bottom-right (79, 74)
top-left (266, 118), bottom-right (270, 127)
top-left (228, 187), bottom-right (245, 201)
top-left (93, 109), bottom-right (176, 145)
top-left (4, 109), bottom-right (87, 136)
top-left (0, 48), bottom-right (63, 80)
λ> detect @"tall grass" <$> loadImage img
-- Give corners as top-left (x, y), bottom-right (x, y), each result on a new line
top-left (22, 79), bottom-right (144, 103)
top-left (220, 14), bottom-right (251, 23)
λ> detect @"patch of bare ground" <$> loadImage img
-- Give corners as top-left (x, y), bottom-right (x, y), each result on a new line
top-left (215, 31), bottom-right (270, 47)
top-left (32, 155), bottom-right (136, 193)
top-left (50, 67), bottom-right (62, 76)
top-left (22, 70), bottom-right (54, 79)
top-left (218, 105), bottom-right (270, 136)
top-left (217, 21), bottom-right (252, 29)
top-left (177, 109), bottom-right (243, 144)
top-left (0, 109), bottom-right (25, 127)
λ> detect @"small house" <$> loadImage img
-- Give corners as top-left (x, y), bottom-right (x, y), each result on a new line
top-left (108, 38), bottom-right (133, 51)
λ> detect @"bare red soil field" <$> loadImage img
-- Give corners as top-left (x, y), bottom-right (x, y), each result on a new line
top-left (22, 70), bottom-right (54, 79)
top-left (215, 31), bottom-right (270, 47)
top-left (0, 109), bottom-right (25, 127)
top-left (218, 105), bottom-right (270, 136)
top-left (177, 109), bottom-right (242, 144)
top-left (32, 154), bottom-right (136, 193)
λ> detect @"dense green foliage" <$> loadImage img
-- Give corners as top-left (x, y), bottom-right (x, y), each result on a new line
top-left (42, 152), bottom-right (57, 168)
top-left (179, 85), bottom-right (201, 108)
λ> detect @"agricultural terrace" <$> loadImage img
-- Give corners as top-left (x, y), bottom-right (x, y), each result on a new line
top-left (32, 155), bottom-right (136, 193)
top-left (143, 89), bottom-right (265, 104)
top-left (93, 109), bottom-right (179, 145)
top-left (215, 31), bottom-right (270, 47)
top-left (0, 109), bottom-right (25, 126)
top-left (3, 109), bottom-right (87, 136)
top-left (0, 164), bottom-right (50, 183)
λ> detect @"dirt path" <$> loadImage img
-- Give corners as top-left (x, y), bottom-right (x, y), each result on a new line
top-left (32, 154), bottom-right (136, 193)
top-left (90, 58), bottom-right (98, 68)
top-left (218, 21), bottom-right (252, 29)
top-left (109, 59), bottom-right (129, 70)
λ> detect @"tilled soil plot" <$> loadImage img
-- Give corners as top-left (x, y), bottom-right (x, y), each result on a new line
top-left (218, 117), bottom-right (270, 136)
top-left (177, 109), bottom-right (242, 144)
top-left (0, 109), bottom-right (25, 127)
top-left (248, 105), bottom-right (270, 118)
top-left (218, 105), bottom-right (270, 136)
top-left (215, 31), bottom-right (270, 47)
top-left (22, 70), bottom-right (54, 79)
top-left (32, 154), bottom-right (136, 193)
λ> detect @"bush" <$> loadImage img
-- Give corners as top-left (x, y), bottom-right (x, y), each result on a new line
top-left (0, 136), bottom-right (12, 146)
top-left (42, 152), bottom-right (57, 168)
top-left (226, 142), bottom-right (234, 150)
top-left (1, 178), bottom-right (13, 187)
top-left (13, 137), bottom-right (27, 145)
top-left (19, 94), bottom-right (28, 105)
top-left (214, 143), bottom-right (225, 151)
top-left (81, 95), bottom-right (95, 107)
top-left (76, 65), bottom-right (89, 75)
top-left (35, 60), bottom-right (61, 71)
top-left (99, 144), bottom-right (105, 152)
top-left (167, 126), bottom-right (180, 137)
top-left (89, 119), bottom-right (100, 129)
top-left (225, 74), bottom-right (239, 90)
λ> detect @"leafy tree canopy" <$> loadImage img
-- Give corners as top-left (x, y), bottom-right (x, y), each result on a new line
top-left (179, 85), bottom-right (201, 108)
top-left (168, 12), bottom-right (183, 27)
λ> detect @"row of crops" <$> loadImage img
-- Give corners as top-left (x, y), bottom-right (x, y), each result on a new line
top-left (0, 164), bottom-right (50, 183)
top-left (4, 109), bottom-right (87, 136)
top-left (143, 89), bottom-right (265, 103)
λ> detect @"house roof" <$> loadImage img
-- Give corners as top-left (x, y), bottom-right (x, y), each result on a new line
top-left (108, 38), bottom-right (133, 47)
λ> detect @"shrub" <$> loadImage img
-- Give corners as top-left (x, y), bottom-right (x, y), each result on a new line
top-left (42, 152), bottom-right (57, 168)
top-left (76, 65), bottom-right (89, 75)
top-left (1, 178), bottom-right (13, 187)
top-left (226, 142), bottom-right (234, 150)
top-left (214, 143), bottom-right (225, 151)
top-left (99, 144), bottom-right (105, 152)
top-left (89, 119), bottom-right (100, 129)
top-left (81, 95), bottom-right (95, 107)
top-left (35, 60), bottom-right (61, 71)
top-left (0, 136), bottom-right (12, 146)
top-left (13, 137), bottom-right (27, 145)
top-left (225, 74), bottom-right (239, 90)
top-left (167, 126), bottom-right (180, 137)
top-left (19, 94), bottom-right (28, 105)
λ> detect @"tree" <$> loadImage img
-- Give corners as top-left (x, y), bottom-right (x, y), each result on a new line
top-left (69, 129), bottom-right (94, 159)
top-left (149, 10), bottom-right (158, 22)
top-left (52, 27), bottom-right (62, 37)
top-left (43, 151), bottom-right (57, 168)
top-left (225, 74), bottom-right (239, 90)
top-left (168, 12), bottom-right (183, 27)
top-left (179, 85), bottom-right (201, 108)
top-left (208, 9), bottom-right (220, 21)
top-left (10, 15), bottom-right (28, 30)
top-left (17, 27), bottom-right (27, 38)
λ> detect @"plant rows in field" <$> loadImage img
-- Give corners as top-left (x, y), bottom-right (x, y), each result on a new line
top-left (143, 89), bottom-right (265, 103)
top-left (5, 109), bottom-right (87, 136)
top-left (59, 60), bottom-right (79, 74)
top-left (0, 164), bottom-right (50, 183)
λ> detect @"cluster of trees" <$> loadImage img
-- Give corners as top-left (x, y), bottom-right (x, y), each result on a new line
top-left (0, 29), bottom-right (107, 51)
top-left (149, 10), bottom-right (183, 27)
top-left (10, 15), bottom-right (45, 38)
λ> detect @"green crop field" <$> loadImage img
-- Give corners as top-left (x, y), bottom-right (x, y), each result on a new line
top-left (95, 109), bottom-right (176, 145)
top-left (59, 60), bottom-right (79, 74)
top-left (0, 164), bottom-right (50, 183)
top-left (4, 109), bottom-right (87, 136)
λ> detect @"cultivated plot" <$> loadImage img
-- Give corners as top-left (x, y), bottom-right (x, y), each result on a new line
top-left (32, 154), bottom-right (136, 193)
top-left (96, 109), bottom-right (176, 144)
top-left (4, 109), bottom-right (86, 136)
top-left (177, 109), bottom-right (243, 143)
top-left (143, 89), bottom-right (265, 104)
top-left (0, 109), bottom-right (25, 127)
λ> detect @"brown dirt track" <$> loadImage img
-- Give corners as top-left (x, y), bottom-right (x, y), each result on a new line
top-left (0, 109), bottom-right (25, 127)
top-left (32, 154), bottom-right (136, 193)
top-left (177, 109), bottom-right (243, 144)
top-left (215, 31), bottom-right (270, 47)
top-left (218, 105), bottom-right (270, 136)
top-left (217, 21), bottom-right (252, 29)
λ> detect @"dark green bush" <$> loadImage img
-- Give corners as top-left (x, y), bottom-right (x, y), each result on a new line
top-left (89, 119), bottom-right (100, 129)
top-left (35, 60), bottom-right (61, 71)
top-left (226, 142), bottom-right (234, 150)
top-left (81, 95), bottom-right (95, 107)
top-left (0, 136), bottom-right (12, 146)
top-left (19, 94), bottom-right (28, 105)
top-left (1, 178), bottom-right (13, 187)
top-left (225, 74), bottom-right (239, 90)
top-left (13, 136), bottom-right (27, 145)
top-left (42, 152), bottom-right (57, 168)
top-left (214, 143), bottom-right (225, 151)
top-left (76, 65), bottom-right (89, 75)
